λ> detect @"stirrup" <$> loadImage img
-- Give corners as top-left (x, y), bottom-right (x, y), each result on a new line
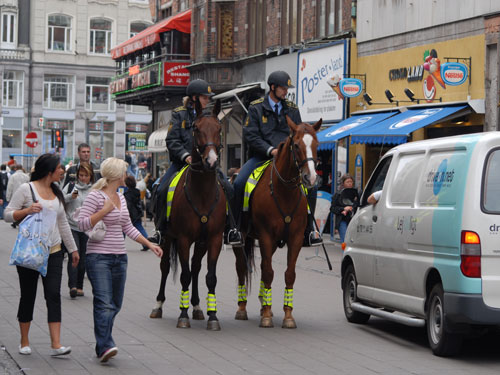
top-left (304, 231), bottom-right (322, 247)
top-left (227, 228), bottom-right (243, 246)
top-left (148, 230), bottom-right (161, 245)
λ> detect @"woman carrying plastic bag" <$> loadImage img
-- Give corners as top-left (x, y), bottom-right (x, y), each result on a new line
top-left (5, 154), bottom-right (79, 357)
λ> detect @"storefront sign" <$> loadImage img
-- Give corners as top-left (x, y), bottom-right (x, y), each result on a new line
top-left (440, 62), bottom-right (468, 86)
top-left (128, 133), bottom-right (147, 151)
top-left (339, 78), bottom-right (363, 98)
top-left (389, 65), bottom-right (424, 82)
top-left (163, 62), bottom-right (190, 86)
top-left (110, 63), bottom-right (161, 95)
top-left (355, 154), bottom-right (363, 190)
top-left (297, 41), bottom-right (347, 122)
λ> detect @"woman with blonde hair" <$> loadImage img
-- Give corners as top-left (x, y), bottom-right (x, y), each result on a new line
top-left (78, 157), bottom-right (162, 363)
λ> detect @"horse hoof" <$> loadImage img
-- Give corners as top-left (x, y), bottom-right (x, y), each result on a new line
top-left (259, 317), bottom-right (274, 328)
top-left (282, 318), bottom-right (297, 329)
top-left (192, 309), bottom-right (205, 320)
top-left (235, 310), bottom-right (248, 320)
top-left (260, 308), bottom-right (273, 317)
top-left (150, 308), bottom-right (162, 319)
top-left (207, 320), bottom-right (221, 331)
top-left (176, 318), bottom-right (191, 328)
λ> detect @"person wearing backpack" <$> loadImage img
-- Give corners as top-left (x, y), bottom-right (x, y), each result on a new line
top-left (62, 163), bottom-right (94, 298)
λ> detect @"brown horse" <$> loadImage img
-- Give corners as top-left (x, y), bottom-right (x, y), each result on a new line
top-left (233, 116), bottom-right (322, 328)
top-left (150, 99), bottom-right (226, 330)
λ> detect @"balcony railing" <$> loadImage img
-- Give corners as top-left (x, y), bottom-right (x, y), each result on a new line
top-left (115, 52), bottom-right (190, 75)
top-left (0, 48), bottom-right (29, 61)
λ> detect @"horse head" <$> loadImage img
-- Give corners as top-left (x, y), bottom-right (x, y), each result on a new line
top-left (286, 115), bottom-right (322, 189)
top-left (192, 99), bottom-right (222, 170)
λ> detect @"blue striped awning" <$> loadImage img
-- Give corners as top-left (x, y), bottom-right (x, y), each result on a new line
top-left (317, 111), bottom-right (398, 151)
top-left (350, 105), bottom-right (468, 145)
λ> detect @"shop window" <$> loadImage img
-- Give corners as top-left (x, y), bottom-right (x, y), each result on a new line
top-left (2, 71), bottom-right (23, 108)
top-left (43, 75), bottom-right (75, 110)
top-left (218, 3), bottom-right (234, 59)
top-left (281, 0), bottom-right (301, 46)
top-left (89, 18), bottom-right (112, 55)
top-left (43, 120), bottom-right (74, 162)
top-left (317, 0), bottom-right (341, 38)
top-left (248, 0), bottom-right (265, 55)
top-left (1, 12), bottom-right (16, 47)
top-left (130, 21), bottom-right (150, 38)
top-left (48, 14), bottom-right (72, 52)
top-left (179, 0), bottom-right (189, 11)
top-left (89, 121), bottom-right (115, 161)
top-left (85, 76), bottom-right (115, 112)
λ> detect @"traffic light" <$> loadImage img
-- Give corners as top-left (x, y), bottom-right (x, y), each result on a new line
top-left (51, 129), bottom-right (64, 148)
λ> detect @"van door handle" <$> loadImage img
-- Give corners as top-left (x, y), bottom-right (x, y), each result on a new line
top-left (372, 215), bottom-right (378, 222)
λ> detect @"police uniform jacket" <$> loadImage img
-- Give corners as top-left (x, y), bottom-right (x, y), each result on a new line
top-left (166, 105), bottom-right (196, 165)
top-left (243, 93), bottom-right (302, 159)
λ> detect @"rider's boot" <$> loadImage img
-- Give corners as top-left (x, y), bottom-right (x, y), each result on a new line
top-left (303, 213), bottom-right (322, 247)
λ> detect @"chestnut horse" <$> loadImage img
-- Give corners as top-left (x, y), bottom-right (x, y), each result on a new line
top-left (150, 99), bottom-right (226, 330)
top-left (233, 116), bottom-right (322, 328)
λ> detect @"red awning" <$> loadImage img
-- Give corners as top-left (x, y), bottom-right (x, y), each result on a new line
top-left (111, 9), bottom-right (191, 60)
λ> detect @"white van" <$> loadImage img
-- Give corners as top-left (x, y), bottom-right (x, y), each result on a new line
top-left (341, 132), bottom-right (500, 356)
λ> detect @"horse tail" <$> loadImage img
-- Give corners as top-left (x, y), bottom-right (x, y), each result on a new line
top-left (244, 237), bottom-right (256, 291)
top-left (169, 239), bottom-right (179, 279)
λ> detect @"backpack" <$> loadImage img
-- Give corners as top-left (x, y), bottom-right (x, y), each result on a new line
top-left (0, 172), bottom-right (8, 191)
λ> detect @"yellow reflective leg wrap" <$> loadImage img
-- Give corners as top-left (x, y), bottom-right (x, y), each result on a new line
top-left (179, 290), bottom-right (190, 309)
top-left (258, 280), bottom-right (265, 298)
top-left (207, 293), bottom-right (217, 312)
top-left (238, 285), bottom-right (247, 303)
top-left (262, 288), bottom-right (272, 306)
top-left (284, 288), bottom-right (294, 308)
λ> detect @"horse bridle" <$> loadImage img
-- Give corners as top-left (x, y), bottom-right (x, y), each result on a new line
top-left (191, 115), bottom-right (223, 159)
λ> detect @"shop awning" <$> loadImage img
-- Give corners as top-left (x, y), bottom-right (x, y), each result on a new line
top-left (212, 83), bottom-right (264, 113)
top-left (111, 9), bottom-right (191, 59)
top-left (350, 105), bottom-right (468, 145)
top-left (317, 111), bottom-right (398, 151)
top-left (148, 126), bottom-right (169, 153)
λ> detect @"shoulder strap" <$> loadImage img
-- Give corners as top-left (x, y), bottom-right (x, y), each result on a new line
top-left (28, 183), bottom-right (38, 203)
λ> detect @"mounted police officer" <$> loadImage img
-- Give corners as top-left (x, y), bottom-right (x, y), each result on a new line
top-left (232, 70), bottom-right (322, 246)
top-left (150, 79), bottom-right (242, 245)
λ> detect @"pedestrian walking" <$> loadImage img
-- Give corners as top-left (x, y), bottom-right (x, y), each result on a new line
top-left (4, 153), bottom-right (79, 357)
top-left (6, 165), bottom-right (29, 228)
top-left (78, 157), bottom-right (162, 363)
top-left (0, 164), bottom-right (9, 219)
top-left (123, 175), bottom-right (148, 251)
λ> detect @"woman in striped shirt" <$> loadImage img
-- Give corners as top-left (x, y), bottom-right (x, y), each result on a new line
top-left (78, 157), bottom-right (162, 363)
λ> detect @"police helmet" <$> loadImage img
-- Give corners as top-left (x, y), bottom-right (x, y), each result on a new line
top-left (186, 79), bottom-right (215, 97)
top-left (267, 71), bottom-right (295, 89)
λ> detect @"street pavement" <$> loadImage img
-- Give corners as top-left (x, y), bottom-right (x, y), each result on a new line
top-left (0, 219), bottom-right (499, 374)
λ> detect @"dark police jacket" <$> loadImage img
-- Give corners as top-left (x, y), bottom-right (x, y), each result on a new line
top-left (166, 104), bottom-right (196, 165)
top-left (243, 93), bottom-right (302, 159)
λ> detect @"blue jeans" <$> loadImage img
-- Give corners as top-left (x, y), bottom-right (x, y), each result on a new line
top-left (338, 220), bottom-right (348, 243)
top-left (86, 253), bottom-right (127, 357)
top-left (133, 219), bottom-right (148, 238)
top-left (0, 199), bottom-right (7, 219)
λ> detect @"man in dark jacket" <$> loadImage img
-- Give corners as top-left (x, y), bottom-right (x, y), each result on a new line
top-left (63, 143), bottom-right (98, 187)
top-left (232, 70), bottom-right (322, 246)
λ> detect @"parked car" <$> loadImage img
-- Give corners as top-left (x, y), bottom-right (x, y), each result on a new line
top-left (341, 132), bottom-right (500, 356)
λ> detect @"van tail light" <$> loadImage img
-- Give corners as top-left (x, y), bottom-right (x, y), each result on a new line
top-left (460, 230), bottom-right (481, 278)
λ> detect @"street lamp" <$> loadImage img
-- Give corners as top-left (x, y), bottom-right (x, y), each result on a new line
top-left (79, 111), bottom-right (95, 145)
top-left (96, 115), bottom-right (108, 166)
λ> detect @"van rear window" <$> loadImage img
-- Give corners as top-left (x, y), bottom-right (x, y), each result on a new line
top-left (483, 149), bottom-right (500, 213)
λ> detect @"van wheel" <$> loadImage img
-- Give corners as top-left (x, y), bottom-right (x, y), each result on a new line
top-left (426, 284), bottom-right (462, 356)
top-left (343, 265), bottom-right (370, 324)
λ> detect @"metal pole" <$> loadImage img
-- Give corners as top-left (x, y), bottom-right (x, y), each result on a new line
top-left (100, 119), bottom-right (104, 166)
top-left (85, 118), bottom-right (90, 145)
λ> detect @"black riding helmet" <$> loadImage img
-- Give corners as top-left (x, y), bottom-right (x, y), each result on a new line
top-left (267, 71), bottom-right (295, 89)
top-left (186, 79), bottom-right (215, 97)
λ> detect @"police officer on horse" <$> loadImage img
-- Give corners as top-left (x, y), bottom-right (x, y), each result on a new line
top-left (232, 70), bottom-right (322, 246)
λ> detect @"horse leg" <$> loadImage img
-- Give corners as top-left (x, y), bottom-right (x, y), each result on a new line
top-left (150, 238), bottom-right (170, 318)
top-left (177, 238), bottom-right (192, 328)
top-left (233, 244), bottom-right (248, 320)
top-left (191, 242), bottom-right (206, 320)
top-left (282, 236), bottom-right (302, 329)
top-left (205, 236), bottom-right (223, 331)
top-left (259, 235), bottom-right (276, 328)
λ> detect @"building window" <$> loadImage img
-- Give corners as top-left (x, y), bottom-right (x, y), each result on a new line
top-left (88, 121), bottom-right (115, 161)
top-left (248, 0), bottom-right (266, 55)
top-left (281, 0), bottom-right (301, 45)
top-left (43, 75), bottom-right (75, 110)
top-left (89, 18), bottom-right (112, 54)
top-left (161, 7), bottom-right (172, 20)
top-left (130, 22), bottom-right (150, 38)
top-left (2, 71), bottom-right (23, 108)
top-left (194, 4), bottom-right (205, 61)
top-left (1, 12), bottom-right (16, 47)
top-left (86, 77), bottom-right (115, 112)
top-left (218, 3), bottom-right (234, 59)
top-left (161, 29), bottom-right (190, 60)
top-left (48, 14), bottom-right (72, 52)
top-left (317, 0), bottom-right (340, 37)
top-left (179, 0), bottom-right (189, 11)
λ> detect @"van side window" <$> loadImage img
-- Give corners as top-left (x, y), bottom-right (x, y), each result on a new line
top-left (390, 152), bottom-right (425, 206)
top-left (361, 156), bottom-right (392, 206)
top-left (482, 149), bottom-right (500, 213)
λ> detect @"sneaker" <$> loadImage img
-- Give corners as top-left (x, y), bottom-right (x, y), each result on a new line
top-left (303, 231), bottom-right (323, 247)
top-left (69, 288), bottom-right (77, 299)
top-left (18, 345), bottom-right (31, 355)
top-left (148, 231), bottom-right (161, 245)
top-left (226, 228), bottom-right (243, 246)
top-left (51, 346), bottom-right (71, 356)
top-left (76, 289), bottom-right (84, 297)
top-left (99, 347), bottom-right (118, 363)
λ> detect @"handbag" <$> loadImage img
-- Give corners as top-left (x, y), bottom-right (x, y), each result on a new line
top-left (9, 184), bottom-right (57, 276)
top-left (86, 191), bottom-right (108, 241)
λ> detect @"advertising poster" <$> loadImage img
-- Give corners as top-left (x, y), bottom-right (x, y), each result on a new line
top-left (296, 41), bottom-right (347, 123)
top-left (128, 133), bottom-right (147, 151)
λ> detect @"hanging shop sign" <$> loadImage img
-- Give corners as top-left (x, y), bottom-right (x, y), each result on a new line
top-left (440, 62), bottom-right (468, 86)
top-left (110, 62), bottom-right (161, 96)
top-left (338, 78), bottom-right (363, 98)
top-left (163, 62), bottom-right (190, 86)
